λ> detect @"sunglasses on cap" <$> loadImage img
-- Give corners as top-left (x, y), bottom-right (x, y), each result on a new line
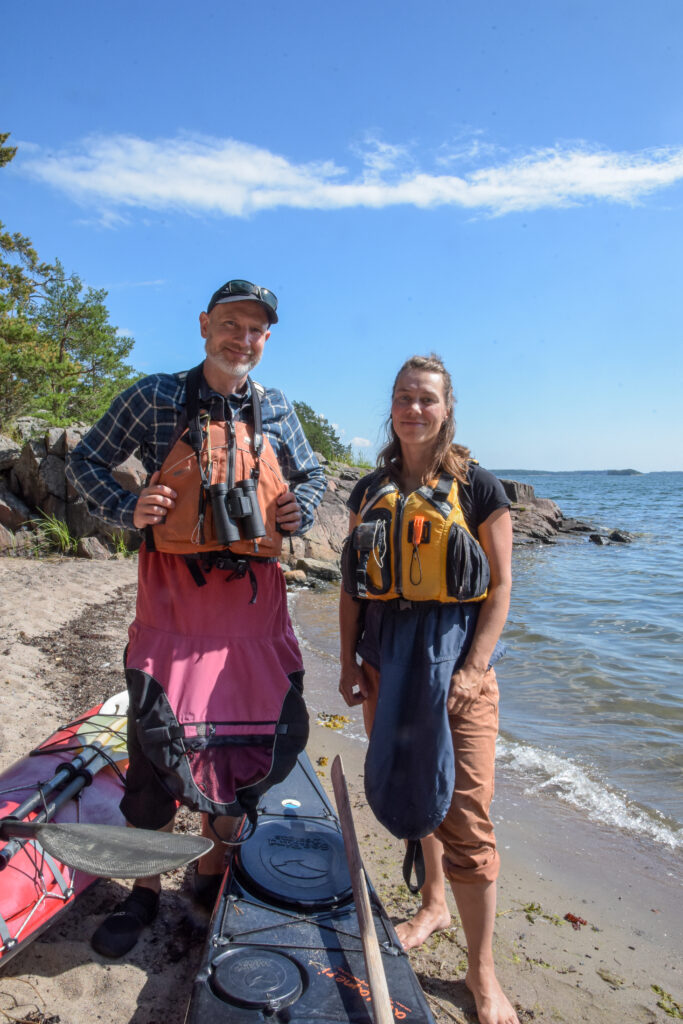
top-left (207, 279), bottom-right (279, 323)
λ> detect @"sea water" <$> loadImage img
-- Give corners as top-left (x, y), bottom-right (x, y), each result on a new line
top-left (292, 471), bottom-right (683, 853)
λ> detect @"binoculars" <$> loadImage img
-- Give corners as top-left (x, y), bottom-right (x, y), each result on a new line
top-left (209, 479), bottom-right (266, 546)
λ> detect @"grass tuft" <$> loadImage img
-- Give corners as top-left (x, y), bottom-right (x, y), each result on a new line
top-left (31, 511), bottom-right (77, 554)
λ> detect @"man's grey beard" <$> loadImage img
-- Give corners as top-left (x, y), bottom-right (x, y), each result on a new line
top-left (217, 352), bottom-right (261, 376)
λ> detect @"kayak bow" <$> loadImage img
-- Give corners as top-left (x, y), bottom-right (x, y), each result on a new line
top-left (0, 694), bottom-right (130, 963)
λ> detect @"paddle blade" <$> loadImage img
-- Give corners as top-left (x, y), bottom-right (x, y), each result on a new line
top-left (1, 820), bottom-right (213, 878)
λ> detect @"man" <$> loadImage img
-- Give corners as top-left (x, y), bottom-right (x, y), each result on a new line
top-left (67, 279), bottom-right (326, 958)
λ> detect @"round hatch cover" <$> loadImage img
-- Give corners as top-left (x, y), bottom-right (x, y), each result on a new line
top-left (211, 948), bottom-right (304, 1010)
top-left (236, 818), bottom-right (352, 909)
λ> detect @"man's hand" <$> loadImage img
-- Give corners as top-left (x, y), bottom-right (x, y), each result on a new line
top-left (133, 471), bottom-right (177, 529)
top-left (275, 490), bottom-right (302, 534)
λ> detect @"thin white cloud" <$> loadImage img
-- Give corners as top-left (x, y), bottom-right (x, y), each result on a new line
top-left (351, 437), bottom-right (372, 448)
top-left (435, 128), bottom-right (502, 167)
top-left (20, 133), bottom-right (683, 219)
top-left (75, 208), bottom-right (130, 229)
top-left (350, 134), bottom-right (415, 179)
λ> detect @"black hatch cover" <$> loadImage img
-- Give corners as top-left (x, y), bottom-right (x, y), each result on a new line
top-left (236, 817), bottom-right (352, 909)
top-left (211, 947), bottom-right (304, 1009)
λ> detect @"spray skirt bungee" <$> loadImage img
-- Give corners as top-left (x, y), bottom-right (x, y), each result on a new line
top-left (149, 365), bottom-right (288, 560)
top-left (342, 470), bottom-right (490, 603)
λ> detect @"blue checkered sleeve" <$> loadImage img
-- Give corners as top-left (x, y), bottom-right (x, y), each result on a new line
top-left (257, 388), bottom-right (327, 533)
top-left (66, 373), bottom-right (187, 529)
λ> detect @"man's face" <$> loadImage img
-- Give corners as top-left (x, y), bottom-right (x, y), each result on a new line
top-left (199, 300), bottom-right (271, 381)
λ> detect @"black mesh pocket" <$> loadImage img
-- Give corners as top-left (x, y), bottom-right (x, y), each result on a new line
top-left (342, 512), bottom-right (392, 597)
top-left (445, 524), bottom-right (490, 600)
top-left (341, 533), bottom-right (358, 596)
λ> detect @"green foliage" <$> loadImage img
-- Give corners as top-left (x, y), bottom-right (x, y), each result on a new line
top-left (0, 314), bottom-right (51, 426)
top-left (293, 400), bottom-right (351, 463)
top-left (0, 134), bottom-right (17, 169)
top-left (1, 135), bottom-right (55, 425)
top-left (111, 530), bottom-right (133, 557)
top-left (26, 260), bottom-right (140, 423)
top-left (33, 510), bottom-right (78, 554)
top-left (0, 133), bottom-right (140, 429)
top-left (0, 135), bottom-right (52, 309)
top-left (653, 985), bottom-right (683, 1019)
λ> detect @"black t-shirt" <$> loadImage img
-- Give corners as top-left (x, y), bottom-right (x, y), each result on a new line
top-left (346, 464), bottom-right (510, 538)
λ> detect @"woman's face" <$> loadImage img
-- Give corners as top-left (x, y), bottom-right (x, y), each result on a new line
top-left (391, 369), bottom-right (448, 449)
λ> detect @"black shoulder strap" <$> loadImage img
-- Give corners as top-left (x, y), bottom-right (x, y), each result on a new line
top-left (418, 473), bottom-right (455, 518)
top-left (360, 470), bottom-right (394, 511)
top-left (431, 473), bottom-right (453, 501)
top-left (187, 365), bottom-right (263, 458)
top-left (185, 363), bottom-right (206, 454)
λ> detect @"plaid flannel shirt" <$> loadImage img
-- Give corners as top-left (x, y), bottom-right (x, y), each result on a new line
top-left (66, 369), bottom-right (326, 532)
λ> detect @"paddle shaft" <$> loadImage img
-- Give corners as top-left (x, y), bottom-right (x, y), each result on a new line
top-left (331, 755), bottom-right (394, 1024)
top-left (0, 762), bottom-right (97, 868)
top-left (0, 744), bottom-right (120, 869)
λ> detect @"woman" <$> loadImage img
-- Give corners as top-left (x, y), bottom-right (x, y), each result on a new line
top-left (339, 354), bottom-right (517, 1024)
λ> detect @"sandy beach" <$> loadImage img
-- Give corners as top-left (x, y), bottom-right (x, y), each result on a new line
top-left (0, 556), bottom-right (681, 1024)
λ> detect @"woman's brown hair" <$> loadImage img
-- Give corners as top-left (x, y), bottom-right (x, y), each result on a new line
top-left (377, 354), bottom-right (471, 484)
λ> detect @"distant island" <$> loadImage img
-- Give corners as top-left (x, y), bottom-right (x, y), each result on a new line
top-left (494, 469), bottom-right (647, 476)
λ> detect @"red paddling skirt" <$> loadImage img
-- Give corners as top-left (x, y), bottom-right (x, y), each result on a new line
top-left (121, 546), bottom-right (304, 828)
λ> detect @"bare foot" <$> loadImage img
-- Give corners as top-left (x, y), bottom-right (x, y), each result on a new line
top-left (465, 967), bottom-right (519, 1024)
top-left (395, 904), bottom-right (452, 950)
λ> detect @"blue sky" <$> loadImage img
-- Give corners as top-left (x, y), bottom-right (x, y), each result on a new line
top-left (3, 0), bottom-right (682, 471)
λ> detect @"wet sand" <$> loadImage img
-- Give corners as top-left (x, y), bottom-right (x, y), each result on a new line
top-left (0, 557), bottom-right (681, 1023)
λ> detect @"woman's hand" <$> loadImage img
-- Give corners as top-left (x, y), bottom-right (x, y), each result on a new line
top-left (133, 471), bottom-right (177, 529)
top-left (447, 506), bottom-right (512, 716)
top-left (447, 663), bottom-right (492, 715)
top-left (339, 662), bottom-right (368, 707)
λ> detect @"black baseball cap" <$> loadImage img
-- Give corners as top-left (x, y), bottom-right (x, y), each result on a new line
top-left (206, 279), bottom-right (278, 324)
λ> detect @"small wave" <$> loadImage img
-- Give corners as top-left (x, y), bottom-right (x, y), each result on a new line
top-left (497, 738), bottom-right (682, 850)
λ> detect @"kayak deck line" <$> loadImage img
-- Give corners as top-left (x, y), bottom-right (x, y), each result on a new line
top-left (186, 753), bottom-right (435, 1024)
top-left (0, 700), bottom-right (131, 966)
top-left (0, 839), bottom-right (73, 953)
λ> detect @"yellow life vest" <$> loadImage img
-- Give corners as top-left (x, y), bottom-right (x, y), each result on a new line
top-left (342, 471), bottom-right (490, 603)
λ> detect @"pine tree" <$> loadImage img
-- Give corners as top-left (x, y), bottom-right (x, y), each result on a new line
top-left (28, 261), bottom-right (139, 422)
top-left (293, 400), bottom-right (351, 462)
top-left (1, 133), bottom-right (140, 427)
top-left (0, 133), bottom-right (55, 425)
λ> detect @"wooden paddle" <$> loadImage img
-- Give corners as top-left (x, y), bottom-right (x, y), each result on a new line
top-left (331, 755), bottom-right (394, 1024)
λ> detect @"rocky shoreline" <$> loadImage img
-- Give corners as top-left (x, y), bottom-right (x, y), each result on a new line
top-left (1, 420), bottom-right (632, 580)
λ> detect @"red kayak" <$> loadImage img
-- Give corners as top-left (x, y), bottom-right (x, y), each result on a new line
top-left (0, 693), bottom-right (129, 966)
